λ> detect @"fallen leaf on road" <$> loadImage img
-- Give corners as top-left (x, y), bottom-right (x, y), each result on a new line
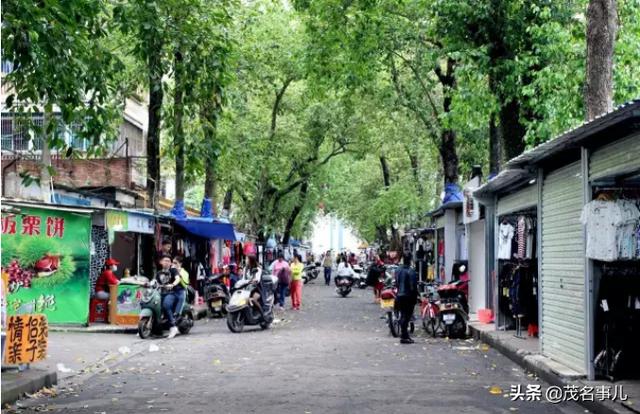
top-left (149, 344), bottom-right (160, 352)
top-left (213, 359), bottom-right (221, 365)
top-left (480, 344), bottom-right (490, 352)
top-left (489, 386), bottom-right (503, 395)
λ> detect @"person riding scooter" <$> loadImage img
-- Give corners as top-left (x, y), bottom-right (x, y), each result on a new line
top-left (155, 254), bottom-right (182, 339)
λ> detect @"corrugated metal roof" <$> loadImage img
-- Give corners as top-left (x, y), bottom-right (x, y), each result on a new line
top-left (507, 99), bottom-right (640, 168)
top-left (473, 169), bottom-right (535, 198)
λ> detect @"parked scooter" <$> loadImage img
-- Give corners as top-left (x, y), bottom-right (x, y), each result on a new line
top-left (335, 275), bottom-right (354, 297)
top-left (226, 269), bottom-right (275, 333)
top-left (352, 264), bottom-right (368, 289)
top-left (436, 270), bottom-right (469, 338)
top-left (138, 280), bottom-right (195, 339)
top-left (302, 262), bottom-right (321, 285)
top-left (203, 273), bottom-right (230, 318)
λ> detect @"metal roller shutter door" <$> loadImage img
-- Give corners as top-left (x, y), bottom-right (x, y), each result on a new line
top-left (541, 161), bottom-right (586, 374)
top-left (496, 184), bottom-right (538, 216)
top-left (589, 132), bottom-right (640, 182)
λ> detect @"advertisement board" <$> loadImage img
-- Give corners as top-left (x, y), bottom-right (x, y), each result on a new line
top-left (2, 206), bottom-right (91, 324)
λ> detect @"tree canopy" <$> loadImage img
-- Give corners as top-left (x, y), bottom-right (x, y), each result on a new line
top-left (3, 0), bottom-right (639, 246)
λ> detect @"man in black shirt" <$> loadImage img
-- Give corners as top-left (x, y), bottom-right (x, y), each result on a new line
top-left (395, 253), bottom-right (418, 344)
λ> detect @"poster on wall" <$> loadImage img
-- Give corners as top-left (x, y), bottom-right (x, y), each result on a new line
top-left (463, 176), bottom-right (481, 224)
top-left (1, 206), bottom-right (92, 325)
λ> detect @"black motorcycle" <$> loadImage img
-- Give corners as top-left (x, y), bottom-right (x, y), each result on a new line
top-left (203, 273), bottom-right (230, 318)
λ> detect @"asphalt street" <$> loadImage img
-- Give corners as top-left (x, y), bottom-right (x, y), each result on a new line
top-left (6, 282), bottom-right (587, 414)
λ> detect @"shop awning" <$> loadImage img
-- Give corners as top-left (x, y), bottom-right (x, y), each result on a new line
top-left (174, 217), bottom-right (236, 241)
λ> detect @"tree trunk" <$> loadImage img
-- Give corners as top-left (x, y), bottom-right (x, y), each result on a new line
top-left (489, 113), bottom-right (500, 175)
top-left (173, 50), bottom-right (185, 201)
top-left (147, 51), bottom-right (163, 209)
top-left (407, 151), bottom-right (423, 196)
top-left (281, 181), bottom-right (309, 246)
top-left (380, 156), bottom-right (391, 188)
top-left (204, 162), bottom-right (217, 215)
top-left (438, 58), bottom-right (459, 186)
top-left (499, 99), bottom-right (526, 163)
top-left (586, 0), bottom-right (617, 120)
top-left (222, 189), bottom-right (233, 217)
top-left (39, 107), bottom-right (53, 203)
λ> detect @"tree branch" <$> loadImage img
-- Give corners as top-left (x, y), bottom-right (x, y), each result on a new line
top-left (270, 78), bottom-right (294, 139)
top-left (391, 50), bottom-right (442, 125)
top-left (389, 56), bottom-right (440, 145)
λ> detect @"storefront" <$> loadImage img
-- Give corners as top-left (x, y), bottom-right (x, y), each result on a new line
top-left (2, 202), bottom-right (93, 325)
top-left (428, 201), bottom-right (464, 283)
top-left (483, 99), bottom-right (640, 379)
top-left (583, 130), bottom-right (640, 381)
top-left (475, 171), bottom-right (541, 338)
top-left (105, 210), bottom-right (156, 280)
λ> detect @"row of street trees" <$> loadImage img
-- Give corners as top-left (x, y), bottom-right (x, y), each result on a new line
top-left (2, 0), bottom-right (639, 246)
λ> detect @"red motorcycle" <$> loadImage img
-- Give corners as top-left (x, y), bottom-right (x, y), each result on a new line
top-left (437, 271), bottom-right (469, 338)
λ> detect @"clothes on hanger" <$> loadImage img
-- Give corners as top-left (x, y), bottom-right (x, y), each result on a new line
top-left (498, 222), bottom-right (515, 260)
top-left (581, 199), bottom-right (640, 261)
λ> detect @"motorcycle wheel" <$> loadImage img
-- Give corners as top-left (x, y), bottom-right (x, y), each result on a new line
top-left (388, 312), bottom-right (399, 338)
top-left (138, 316), bottom-right (153, 339)
top-left (450, 315), bottom-right (467, 339)
top-left (358, 282), bottom-right (367, 290)
top-left (339, 289), bottom-right (350, 297)
top-left (303, 276), bottom-right (309, 285)
top-left (260, 321), bottom-right (271, 330)
top-left (227, 312), bottom-right (245, 333)
top-left (178, 313), bottom-right (194, 335)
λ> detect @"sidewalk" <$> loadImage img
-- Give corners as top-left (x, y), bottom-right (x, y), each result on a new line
top-left (1, 367), bottom-right (57, 405)
top-left (48, 303), bottom-right (209, 334)
top-left (469, 321), bottom-right (640, 414)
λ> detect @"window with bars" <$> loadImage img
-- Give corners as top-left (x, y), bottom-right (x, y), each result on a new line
top-left (1, 113), bottom-right (89, 151)
top-left (1, 113), bottom-right (30, 151)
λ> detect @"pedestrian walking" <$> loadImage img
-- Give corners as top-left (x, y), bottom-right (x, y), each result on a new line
top-left (322, 250), bottom-right (333, 285)
top-left (271, 253), bottom-right (291, 309)
top-left (290, 254), bottom-right (304, 310)
top-left (395, 253), bottom-right (418, 344)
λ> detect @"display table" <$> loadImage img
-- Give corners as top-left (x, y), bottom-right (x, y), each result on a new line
top-left (108, 283), bottom-right (145, 325)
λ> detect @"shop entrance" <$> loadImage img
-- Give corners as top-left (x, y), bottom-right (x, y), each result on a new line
top-left (496, 208), bottom-right (539, 340)
top-left (585, 188), bottom-right (640, 380)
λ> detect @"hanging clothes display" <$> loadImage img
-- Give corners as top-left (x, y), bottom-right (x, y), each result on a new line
top-left (222, 242), bottom-right (231, 265)
top-left (581, 199), bottom-right (640, 262)
top-left (498, 222), bottom-right (515, 260)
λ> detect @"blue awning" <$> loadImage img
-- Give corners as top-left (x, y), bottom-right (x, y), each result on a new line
top-left (174, 217), bottom-right (236, 241)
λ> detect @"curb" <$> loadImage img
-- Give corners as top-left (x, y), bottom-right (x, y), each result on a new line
top-left (49, 326), bottom-right (138, 334)
top-left (1, 368), bottom-right (57, 405)
top-left (469, 325), bottom-right (633, 414)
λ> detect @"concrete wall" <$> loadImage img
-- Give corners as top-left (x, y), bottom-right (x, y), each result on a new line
top-left (7, 157), bottom-right (132, 189)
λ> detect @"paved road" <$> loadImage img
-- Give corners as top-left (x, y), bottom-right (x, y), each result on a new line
top-left (7, 283), bottom-right (586, 414)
